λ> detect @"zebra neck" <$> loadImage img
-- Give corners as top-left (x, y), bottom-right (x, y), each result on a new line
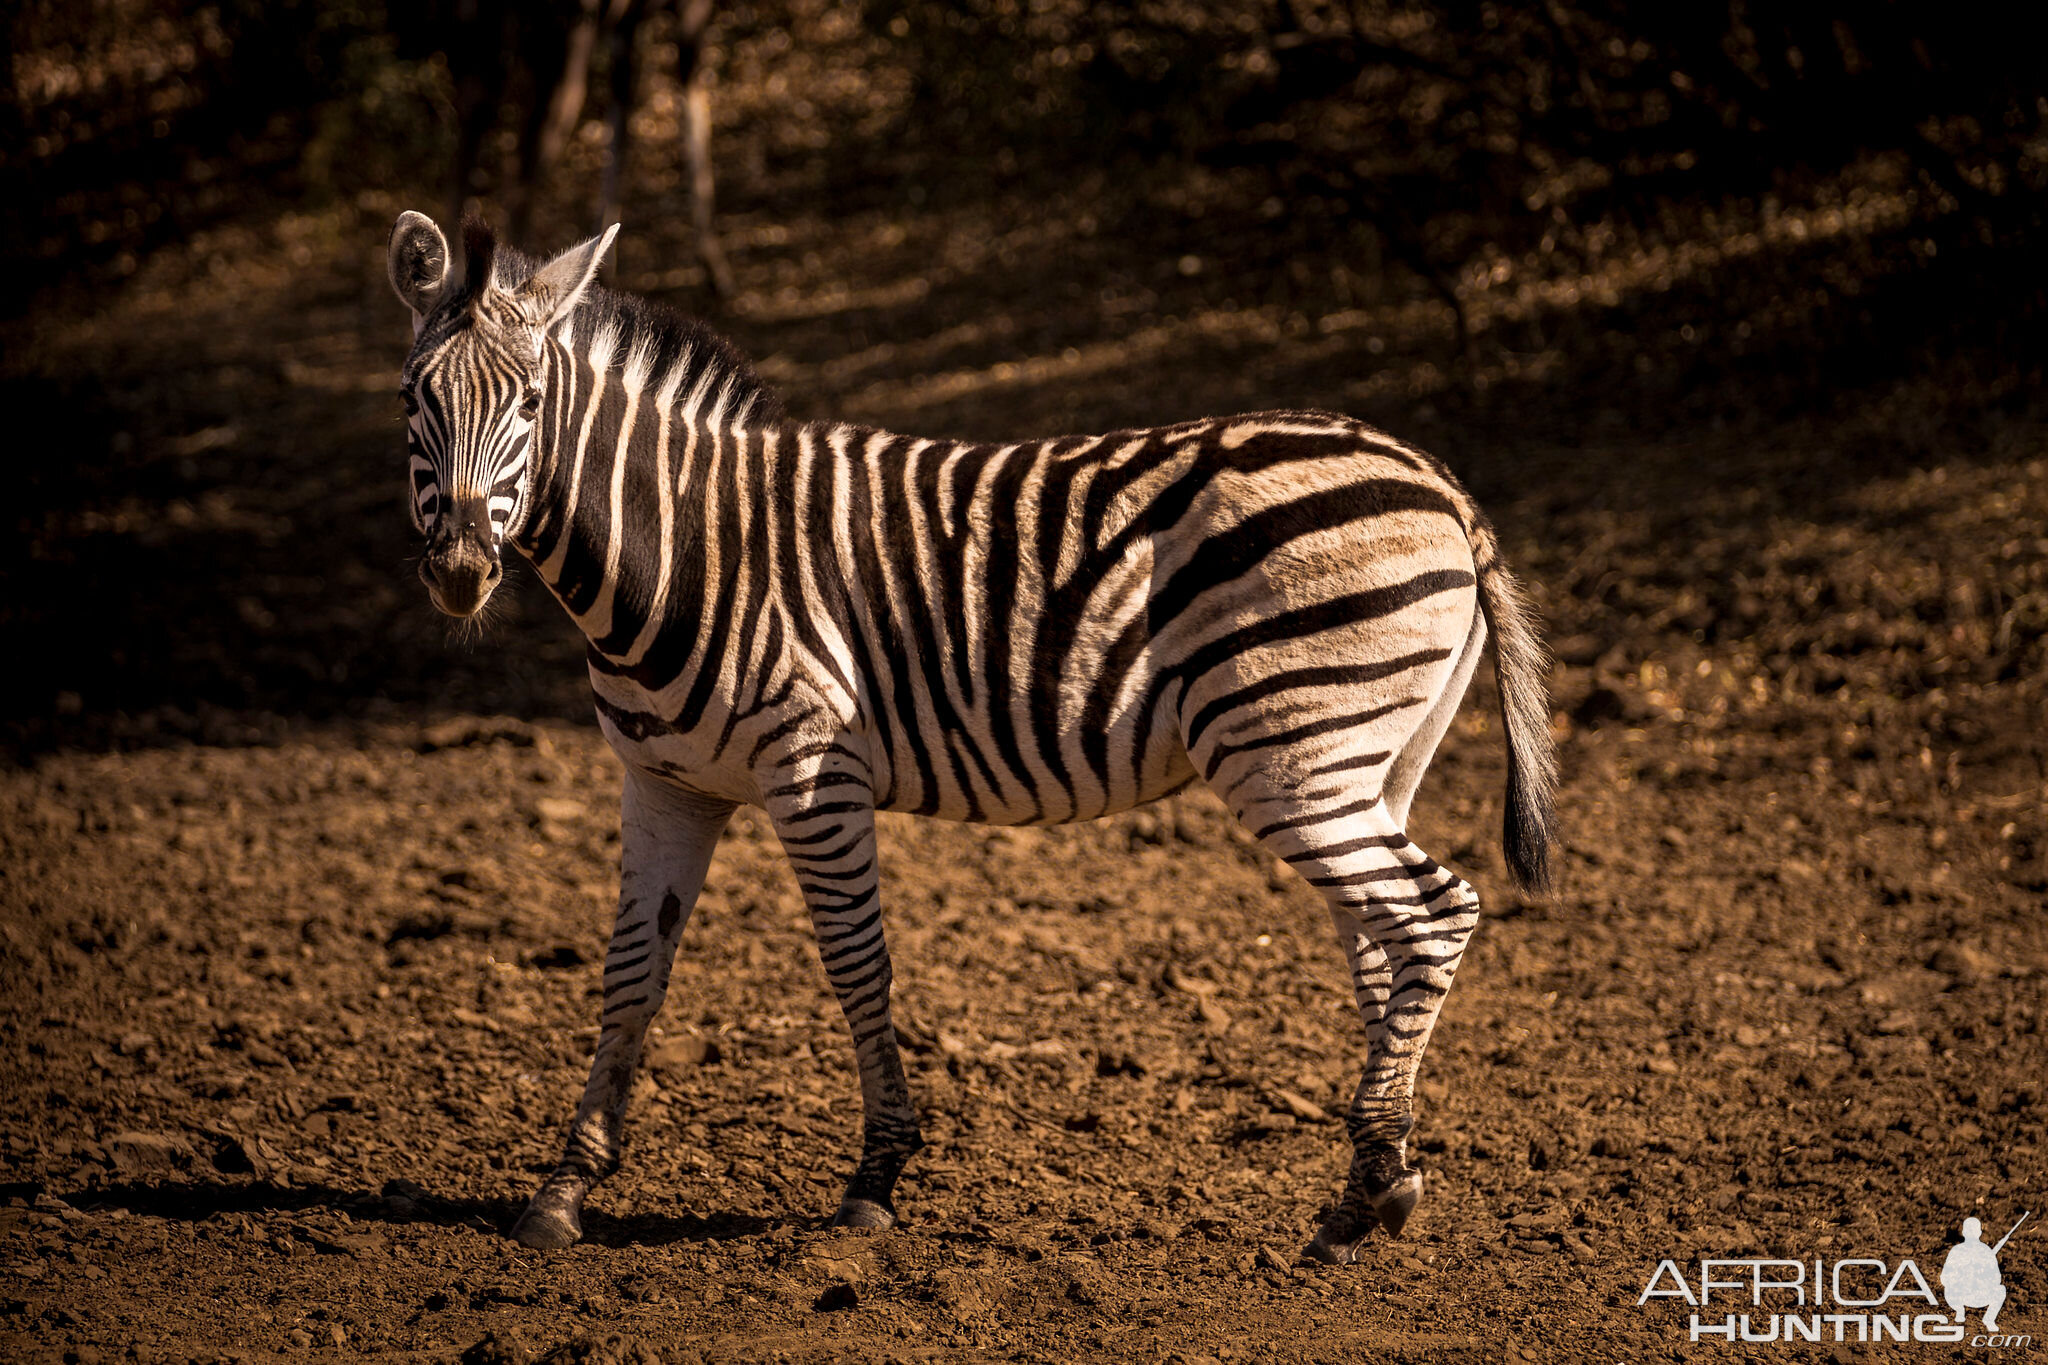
top-left (517, 334), bottom-right (776, 681)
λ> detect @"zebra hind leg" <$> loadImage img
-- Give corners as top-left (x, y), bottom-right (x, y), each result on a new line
top-left (1306, 908), bottom-right (1396, 1261)
top-left (1321, 833), bottom-right (1478, 1261)
top-left (1239, 791), bottom-right (1480, 1264)
top-left (512, 774), bottom-right (732, 1249)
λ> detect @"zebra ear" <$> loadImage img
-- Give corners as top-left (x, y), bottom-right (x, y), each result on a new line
top-left (515, 224), bottom-right (620, 333)
top-left (388, 211), bottom-right (450, 322)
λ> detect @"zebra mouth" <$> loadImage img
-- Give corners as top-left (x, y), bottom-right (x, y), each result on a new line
top-left (421, 555), bottom-right (502, 618)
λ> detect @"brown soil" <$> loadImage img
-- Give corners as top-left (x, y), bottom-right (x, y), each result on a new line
top-left (5, 107), bottom-right (2048, 1364)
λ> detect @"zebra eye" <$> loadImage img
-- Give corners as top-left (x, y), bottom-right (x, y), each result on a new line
top-left (520, 388), bottom-right (541, 417)
top-left (400, 390), bottom-right (419, 417)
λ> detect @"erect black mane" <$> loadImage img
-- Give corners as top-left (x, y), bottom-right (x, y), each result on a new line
top-left (461, 214), bottom-right (498, 302)
top-left (465, 219), bottom-right (783, 424)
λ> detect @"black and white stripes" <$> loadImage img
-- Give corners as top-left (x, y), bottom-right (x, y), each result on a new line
top-left (385, 211), bottom-right (1557, 1263)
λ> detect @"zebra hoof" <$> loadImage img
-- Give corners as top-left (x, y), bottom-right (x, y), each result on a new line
top-left (1305, 1204), bottom-right (1379, 1266)
top-left (511, 1201), bottom-right (583, 1250)
top-left (1369, 1169), bottom-right (1423, 1239)
top-left (830, 1197), bottom-right (896, 1230)
top-left (1304, 1230), bottom-right (1364, 1266)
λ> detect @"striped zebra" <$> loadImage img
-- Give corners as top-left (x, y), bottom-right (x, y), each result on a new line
top-left (386, 212), bottom-right (1557, 1265)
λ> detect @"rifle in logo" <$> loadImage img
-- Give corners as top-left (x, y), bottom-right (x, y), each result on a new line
top-left (1942, 1210), bottom-right (2029, 1334)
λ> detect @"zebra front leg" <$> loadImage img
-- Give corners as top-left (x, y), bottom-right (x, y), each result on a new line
top-left (768, 792), bottom-right (922, 1228)
top-left (512, 771), bottom-right (733, 1249)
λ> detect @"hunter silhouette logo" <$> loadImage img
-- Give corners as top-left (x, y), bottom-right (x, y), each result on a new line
top-left (1943, 1212), bottom-right (2028, 1335)
top-left (1637, 1206), bottom-right (2033, 1346)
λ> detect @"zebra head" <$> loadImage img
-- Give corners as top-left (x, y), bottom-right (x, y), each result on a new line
top-left (386, 210), bottom-right (618, 617)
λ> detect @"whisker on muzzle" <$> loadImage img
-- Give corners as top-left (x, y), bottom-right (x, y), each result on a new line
top-left (445, 561), bottom-right (517, 645)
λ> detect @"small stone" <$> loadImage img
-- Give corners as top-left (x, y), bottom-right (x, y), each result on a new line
top-left (1929, 943), bottom-right (1996, 985)
top-left (210, 1133), bottom-right (268, 1179)
top-left (1196, 999), bottom-right (1232, 1032)
top-left (534, 797), bottom-right (585, 824)
top-left (106, 1131), bottom-right (193, 1175)
top-left (1272, 1089), bottom-right (1327, 1123)
top-left (287, 1329), bottom-right (314, 1349)
top-left (1733, 1024), bottom-right (1771, 1048)
top-left (460, 1330), bottom-right (531, 1365)
top-left (646, 1034), bottom-right (716, 1070)
top-left (310, 1229), bottom-right (386, 1258)
top-left (805, 1252), bottom-right (862, 1284)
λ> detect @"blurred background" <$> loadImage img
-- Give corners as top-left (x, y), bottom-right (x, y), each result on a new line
top-left (3, 0), bottom-right (2046, 753)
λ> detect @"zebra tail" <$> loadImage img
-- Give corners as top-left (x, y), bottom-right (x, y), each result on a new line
top-left (1470, 517), bottom-right (1558, 894)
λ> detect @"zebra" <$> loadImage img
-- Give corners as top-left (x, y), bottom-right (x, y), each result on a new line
top-left (385, 210), bottom-right (1557, 1265)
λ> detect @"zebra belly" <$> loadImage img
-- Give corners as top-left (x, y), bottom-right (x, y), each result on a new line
top-left (866, 730), bottom-right (1200, 827)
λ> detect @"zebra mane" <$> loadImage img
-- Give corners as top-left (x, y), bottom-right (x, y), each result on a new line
top-left (467, 223), bottom-right (784, 424)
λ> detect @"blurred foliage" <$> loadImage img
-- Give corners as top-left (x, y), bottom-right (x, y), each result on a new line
top-left (865, 2), bottom-right (2047, 321)
top-left (7, 0), bottom-right (2046, 385)
top-left (5, 0), bottom-right (437, 311)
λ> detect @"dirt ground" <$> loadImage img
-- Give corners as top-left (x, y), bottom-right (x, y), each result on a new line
top-left (6, 80), bottom-right (2048, 1362)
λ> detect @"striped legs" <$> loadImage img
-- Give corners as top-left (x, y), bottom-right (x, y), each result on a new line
top-left (768, 789), bottom-right (922, 1228)
top-left (512, 771), bottom-right (733, 1249)
top-left (1301, 828), bottom-right (1480, 1263)
top-left (1224, 762), bottom-right (1478, 1264)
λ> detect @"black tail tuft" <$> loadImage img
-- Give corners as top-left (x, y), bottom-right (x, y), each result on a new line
top-left (1471, 522), bottom-right (1558, 895)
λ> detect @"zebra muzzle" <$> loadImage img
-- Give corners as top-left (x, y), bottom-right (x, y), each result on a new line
top-left (421, 499), bottom-right (502, 617)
